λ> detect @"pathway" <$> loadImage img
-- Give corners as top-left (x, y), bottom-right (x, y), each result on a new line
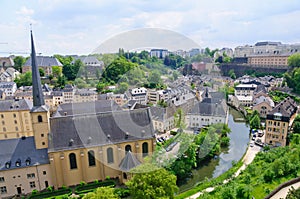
top-left (186, 143), bottom-right (261, 199)
top-left (270, 181), bottom-right (300, 199)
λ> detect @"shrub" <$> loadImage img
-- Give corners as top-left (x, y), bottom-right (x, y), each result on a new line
top-left (80, 181), bottom-right (86, 186)
top-left (31, 189), bottom-right (38, 195)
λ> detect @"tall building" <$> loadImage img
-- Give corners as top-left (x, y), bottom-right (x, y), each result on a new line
top-left (265, 97), bottom-right (297, 147)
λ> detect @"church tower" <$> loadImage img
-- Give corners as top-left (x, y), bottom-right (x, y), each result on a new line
top-left (30, 30), bottom-right (50, 149)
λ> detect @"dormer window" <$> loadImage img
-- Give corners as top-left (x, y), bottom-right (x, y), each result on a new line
top-left (69, 139), bottom-right (74, 146)
top-left (125, 132), bottom-right (129, 139)
top-left (25, 157), bottom-right (31, 166)
top-left (15, 159), bottom-right (21, 167)
top-left (5, 161), bottom-right (11, 169)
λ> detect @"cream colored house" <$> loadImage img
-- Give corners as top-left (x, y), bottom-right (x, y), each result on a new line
top-left (265, 98), bottom-right (297, 147)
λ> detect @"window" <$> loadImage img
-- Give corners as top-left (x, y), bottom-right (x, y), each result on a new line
top-left (69, 153), bottom-right (77, 169)
top-left (27, 173), bottom-right (35, 179)
top-left (125, 145), bottom-right (132, 153)
top-left (0, 177), bottom-right (4, 182)
top-left (88, 150), bottom-right (96, 166)
top-left (14, 120), bottom-right (17, 124)
top-left (107, 148), bottom-right (114, 164)
top-left (13, 114), bottom-right (16, 118)
top-left (43, 171), bottom-right (46, 175)
top-left (0, 114), bottom-right (3, 119)
top-left (0, 186), bottom-right (7, 194)
top-left (1, 121), bottom-right (4, 125)
top-left (42, 142), bottom-right (45, 145)
top-left (142, 142), bottom-right (148, 157)
top-left (3, 127), bottom-right (6, 132)
top-left (15, 127), bottom-right (18, 131)
top-left (41, 134), bottom-right (44, 137)
top-left (38, 115), bottom-right (43, 123)
top-left (30, 181), bottom-right (36, 188)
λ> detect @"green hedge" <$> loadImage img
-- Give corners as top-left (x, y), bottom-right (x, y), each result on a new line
top-left (28, 188), bottom-right (72, 199)
top-left (75, 180), bottom-right (116, 194)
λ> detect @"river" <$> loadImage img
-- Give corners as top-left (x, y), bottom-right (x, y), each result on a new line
top-left (179, 108), bottom-right (250, 192)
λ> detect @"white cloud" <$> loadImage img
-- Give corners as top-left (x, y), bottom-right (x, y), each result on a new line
top-left (16, 6), bottom-right (34, 16)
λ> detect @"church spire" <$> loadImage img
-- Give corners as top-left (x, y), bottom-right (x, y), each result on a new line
top-left (31, 30), bottom-right (45, 107)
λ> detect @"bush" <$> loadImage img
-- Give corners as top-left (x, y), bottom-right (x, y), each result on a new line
top-left (114, 188), bottom-right (130, 198)
top-left (170, 131), bottom-right (177, 136)
top-left (28, 188), bottom-right (72, 199)
top-left (75, 180), bottom-right (116, 194)
top-left (80, 181), bottom-right (86, 186)
top-left (31, 189), bottom-right (38, 195)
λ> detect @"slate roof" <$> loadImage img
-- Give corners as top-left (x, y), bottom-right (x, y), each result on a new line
top-left (24, 56), bottom-right (63, 67)
top-left (150, 106), bottom-right (165, 121)
top-left (253, 96), bottom-right (275, 107)
top-left (119, 151), bottom-right (141, 172)
top-left (48, 108), bottom-right (154, 152)
top-left (267, 97), bottom-right (297, 118)
top-left (190, 101), bottom-right (226, 117)
top-left (0, 136), bottom-right (49, 171)
top-left (0, 82), bottom-right (16, 89)
top-left (53, 100), bottom-right (122, 117)
top-left (0, 99), bottom-right (32, 111)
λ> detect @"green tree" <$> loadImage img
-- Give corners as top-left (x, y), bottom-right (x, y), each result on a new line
top-left (102, 57), bottom-right (137, 84)
top-left (52, 66), bottom-right (62, 78)
top-left (174, 108), bottom-right (186, 131)
top-left (286, 187), bottom-right (300, 199)
top-left (115, 82), bottom-right (128, 94)
top-left (228, 69), bottom-right (236, 79)
top-left (288, 53), bottom-right (300, 68)
top-left (82, 187), bottom-right (119, 199)
top-left (148, 70), bottom-right (162, 85)
top-left (13, 56), bottom-right (26, 72)
top-left (14, 71), bottom-right (32, 87)
top-left (39, 68), bottom-right (45, 77)
top-left (250, 114), bottom-right (261, 130)
top-left (62, 59), bottom-right (83, 81)
top-left (126, 163), bottom-right (178, 199)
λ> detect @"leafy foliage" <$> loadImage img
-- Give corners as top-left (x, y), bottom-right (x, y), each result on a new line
top-left (13, 56), bottom-right (26, 72)
top-left (14, 71), bottom-right (32, 87)
top-left (288, 53), bottom-right (300, 68)
top-left (126, 163), bottom-right (178, 199)
top-left (82, 187), bottom-right (119, 199)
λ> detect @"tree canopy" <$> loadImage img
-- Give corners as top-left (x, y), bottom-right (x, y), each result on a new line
top-left (288, 53), bottom-right (300, 68)
top-left (126, 163), bottom-right (178, 199)
top-left (14, 71), bottom-right (32, 87)
top-left (82, 187), bottom-right (119, 199)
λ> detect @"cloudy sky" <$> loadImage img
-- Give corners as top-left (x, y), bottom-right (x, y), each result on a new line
top-left (1, 0), bottom-right (300, 56)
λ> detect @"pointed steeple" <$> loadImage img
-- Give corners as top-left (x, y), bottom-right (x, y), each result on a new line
top-left (30, 30), bottom-right (45, 107)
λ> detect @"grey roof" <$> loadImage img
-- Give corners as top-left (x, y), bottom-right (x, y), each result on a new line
top-left (0, 99), bottom-right (32, 111)
top-left (0, 82), bottom-right (16, 89)
top-left (253, 96), bottom-right (274, 107)
top-left (0, 136), bottom-right (49, 171)
top-left (24, 56), bottom-right (63, 67)
top-left (150, 106), bottom-right (165, 121)
top-left (49, 108), bottom-right (154, 152)
top-left (268, 97), bottom-right (297, 118)
top-left (75, 89), bottom-right (97, 96)
top-left (53, 100), bottom-right (122, 117)
top-left (119, 151), bottom-right (141, 172)
top-left (190, 100), bottom-right (226, 117)
top-left (71, 56), bottom-right (103, 66)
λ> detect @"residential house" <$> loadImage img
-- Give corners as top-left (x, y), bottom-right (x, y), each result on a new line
top-left (0, 82), bottom-right (17, 97)
top-left (265, 97), bottom-right (297, 147)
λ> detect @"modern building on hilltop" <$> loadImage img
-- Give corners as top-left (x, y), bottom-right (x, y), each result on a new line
top-left (265, 97), bottom-right (297, 147)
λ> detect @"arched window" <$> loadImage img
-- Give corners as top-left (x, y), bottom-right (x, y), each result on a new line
top-left (69, 153), bottom-right (77, 169)
top-left (88, 150), bottom-right (96, 166)
top-left (38, 115), bottom-right (43, 123)
top-left (107, 148), bottom-right (114, 164)
top-left (142, 142), bottom-right (148, 157)
top-left (125, 145), bottom-right (131, 154)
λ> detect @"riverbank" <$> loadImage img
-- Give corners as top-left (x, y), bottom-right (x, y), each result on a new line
top-left (183, 142), bottom-right (261, 199)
